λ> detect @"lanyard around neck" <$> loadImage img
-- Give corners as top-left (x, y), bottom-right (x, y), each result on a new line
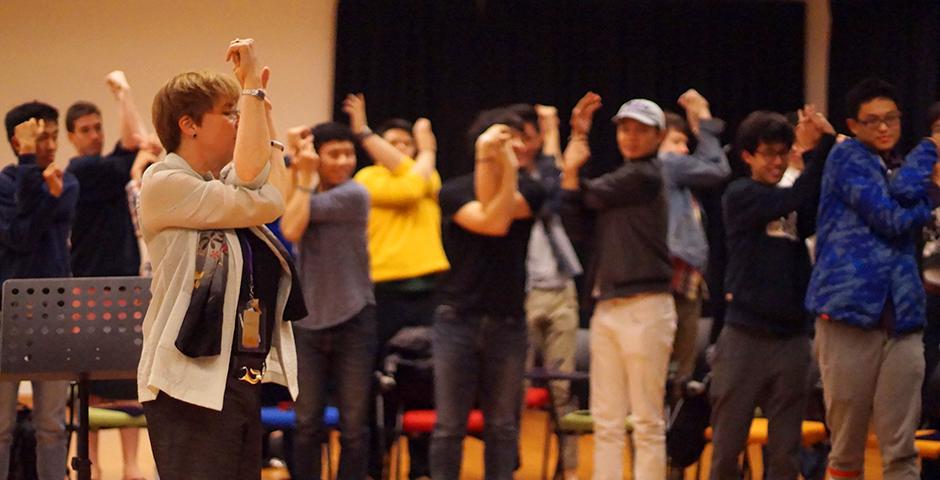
top-left (238, 231), bottom-right (255, 300)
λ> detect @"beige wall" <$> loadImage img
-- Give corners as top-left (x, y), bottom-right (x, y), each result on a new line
top-left (0, 0), bottom-right (337, 167)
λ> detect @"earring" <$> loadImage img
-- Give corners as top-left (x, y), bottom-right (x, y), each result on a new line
top-left (192, 133), bottom-right (197, 138)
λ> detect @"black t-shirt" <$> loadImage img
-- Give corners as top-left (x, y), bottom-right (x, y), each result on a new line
top-left (435, 173), bottom-right (545, 318)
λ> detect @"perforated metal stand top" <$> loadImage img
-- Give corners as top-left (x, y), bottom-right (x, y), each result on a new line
top-left (1, 276), bottom-right (151, 480)
top-left (1, 276), bottom-right (150, 381)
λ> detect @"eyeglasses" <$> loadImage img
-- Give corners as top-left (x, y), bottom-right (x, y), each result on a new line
top-left (856, 112), bottom-right (901, 129)
top-left (755, 148), bottom-right (789, 160)
top-left (224, 110), bottom-right (241, 122)
top-left (213, 109), bottom-right (240, 122)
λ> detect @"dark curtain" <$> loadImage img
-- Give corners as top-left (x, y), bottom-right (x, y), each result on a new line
top-left (829, 0), bottom-right (940, 153)
top-left (335, 0), bottom-right (806, 327)
top-left (335, 0), bottom-right (806, 179)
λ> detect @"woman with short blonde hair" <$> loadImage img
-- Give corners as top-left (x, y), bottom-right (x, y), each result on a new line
top-left (137, 39), bottom-right (305, 480)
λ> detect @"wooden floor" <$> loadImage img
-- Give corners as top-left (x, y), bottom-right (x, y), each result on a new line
top-left (79, 410), bottom-right (891, 479)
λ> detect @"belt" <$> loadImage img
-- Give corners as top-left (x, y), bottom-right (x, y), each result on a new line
top-left (232, 358), bottom-right (266, 384)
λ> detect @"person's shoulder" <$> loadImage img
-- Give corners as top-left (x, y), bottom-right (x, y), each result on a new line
top-left (344, 179), bottom-right (369, 193)
top-left (65, 154), bottom-right (102, 173)
top-left (108, 141), bottom-right (138, 158)
top-left (0, 164), bottom-right (16, 179)
top-left (0, 165), bottom-right (17, 196)
top-left (344, 179), bottom-right (372, 202)
top-left (442, 173), bottom-right (473, 191)
top-left (353, 164), bottom-right (387, 180)
top-left (830, 138), bottom-right (870, 161)
top-left (724, 176), bottom-right (757, 197)
top-left (439, 174), bottom-right (473, 206)
top-left (62, 170), bottom-right (80, 187)
top-left (141, 155), bottom-right (200, 191)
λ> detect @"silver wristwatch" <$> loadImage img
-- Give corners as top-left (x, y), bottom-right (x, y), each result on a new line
top-left (241, 88), bottom-right (266, 101)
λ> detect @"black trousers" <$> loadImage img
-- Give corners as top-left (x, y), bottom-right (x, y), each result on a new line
top-left (143, 374), bottom-right (263, 480)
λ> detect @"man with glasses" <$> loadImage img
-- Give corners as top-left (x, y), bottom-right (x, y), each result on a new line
top-left (710, 108), bottom-right (834, 480)
top-left (807, 78), bottom-right (940, 480)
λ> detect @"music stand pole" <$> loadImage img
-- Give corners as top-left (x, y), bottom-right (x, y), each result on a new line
top-left (71, 373), bottom-right (91, 480)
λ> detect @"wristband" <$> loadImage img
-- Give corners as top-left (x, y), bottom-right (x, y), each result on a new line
top-left (270, 140), bottom-right (285, 152)
top-left (356, 127), bottom-right (375, 142)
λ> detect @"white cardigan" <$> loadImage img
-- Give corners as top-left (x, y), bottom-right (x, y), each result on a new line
top-left (136, 153), bottom-right (298, 411)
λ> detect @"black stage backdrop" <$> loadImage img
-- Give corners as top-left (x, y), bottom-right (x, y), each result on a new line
top-left (829, 0), bottom-right (940, 153)
top-left (334, 0), bottom-right (806, 180)
top-left (334, 0), bottom-right (806, 328)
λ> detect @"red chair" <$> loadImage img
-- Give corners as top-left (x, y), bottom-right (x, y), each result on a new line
top-left (390, 389), bottom-right (551, 479)
top-left (526, 387), bottom-right (550, 409)
top-left (391, 409), bottom-right (485, 479)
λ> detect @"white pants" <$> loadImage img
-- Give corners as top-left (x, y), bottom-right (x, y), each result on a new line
top-left (590, 293), bottom-right (677, 480)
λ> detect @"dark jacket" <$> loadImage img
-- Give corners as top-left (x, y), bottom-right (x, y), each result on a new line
top-left (0, 154), bottom-right (79, 288)
top-left (560, 154), bottom-right (671, 305)
top-left (66, 142), bottom-right (141, 276)
top-left (722, 135), bottom-right (834, 335)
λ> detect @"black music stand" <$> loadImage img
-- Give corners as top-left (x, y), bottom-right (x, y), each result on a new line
top-left (0, 276), bottom-right (150, 480)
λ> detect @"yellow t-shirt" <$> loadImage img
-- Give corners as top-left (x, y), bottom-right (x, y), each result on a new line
top-left (353, 157), bottom-right (450, 282)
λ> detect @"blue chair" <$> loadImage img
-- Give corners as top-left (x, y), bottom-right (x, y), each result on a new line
top-left (261, 405), bottom-right (340, 478)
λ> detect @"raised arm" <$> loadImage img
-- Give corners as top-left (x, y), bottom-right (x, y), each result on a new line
top-left (226, 38), bottom-right (270, 183)
top-left (105, 70), bottom-right (147, 151)
top-left (678, 88), bottom-right (712, 136)
top-left (129, 135), bottom-right (163, 186)
top-left (474, 122), bottom-right (509, 208)
top-left (139, 164), bottom-right (283, 235)
top-left (661, 89), bottom-right (730, 188)
top-left (454, 125), bottom-right (520, 236)
top-left (343, 93), bottom-right (406, 172)
top-left (258, 67), bottom-right (291, 202)
top-left (561, 91), bottom-right (602, 192)
top-left (411, 118), bottom-right (437, 180)
top-left (724, 137), bottom-right (831, 233)
top-left (536, 104), bottom-right (562, 165)
top-left (888, 138), bottom-right (939, 204)
top-left (280, 137), bottom-right (319, 243)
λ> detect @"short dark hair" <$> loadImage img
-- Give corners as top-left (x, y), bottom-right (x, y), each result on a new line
top-left (375, 118), bottom-right (413, 137)
top-left (5, 101), bottom-right (58, 149)
top-left (466, 108), bottom-right (524, 151)
top-left (311, 122), bottom-right (356, 153)
top-left (845, 77), bottom-right (899, 120)
top-left (927, 102), bottom-right (940, 133)
top-left (734, 111), bottom-right (795, 156)
top-left (65, 101), bottom-right (101, 132)
top-left (664, 111), bottom-right (691, 138)
top-left (505, 103), bottom-right (538, 131)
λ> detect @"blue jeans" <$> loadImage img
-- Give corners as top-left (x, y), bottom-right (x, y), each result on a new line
top-left (292, 306), bottom-right (377, 480)
top-left (0, 380), bottom-right (68, 480)
top-left (430, 305), bottom-right (527, 480)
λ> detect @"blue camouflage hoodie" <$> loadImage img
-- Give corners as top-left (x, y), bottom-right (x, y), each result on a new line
top-left (806, 138), bottom-right (937, 333)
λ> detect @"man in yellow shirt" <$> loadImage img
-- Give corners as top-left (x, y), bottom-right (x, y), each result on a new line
top-left (343, 94), bottom-right (449, 480)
